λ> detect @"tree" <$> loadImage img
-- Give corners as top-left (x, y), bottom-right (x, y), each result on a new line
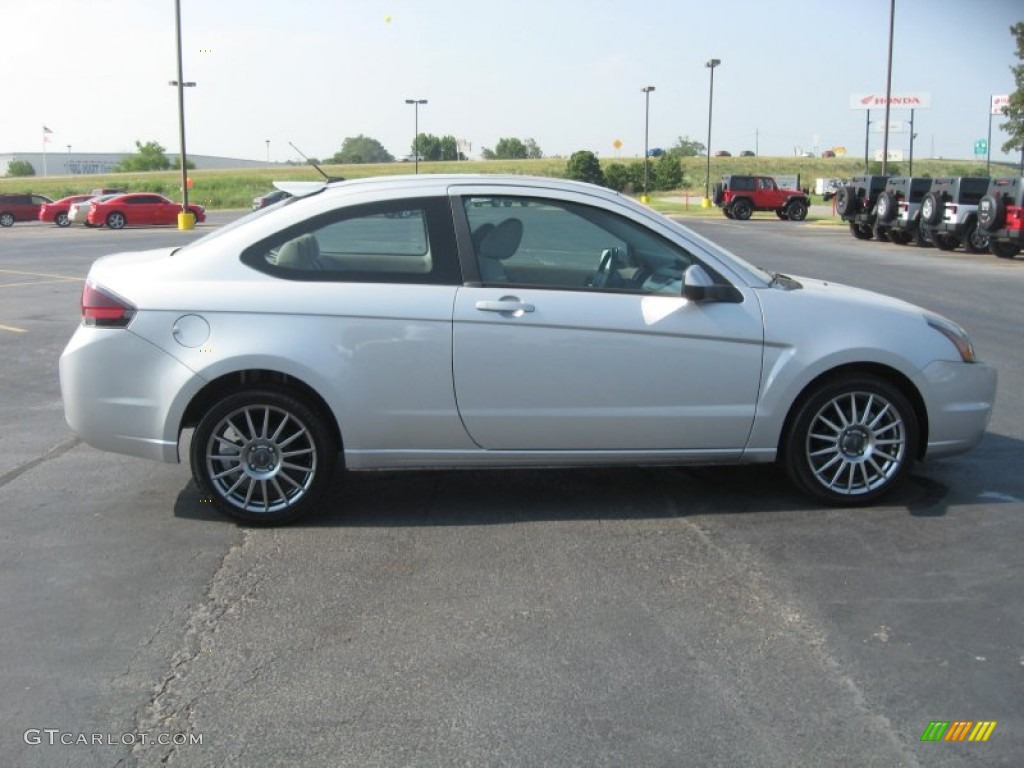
top-left (171, 156), bottom-right (196, 170)
top-left (411, 133), bottom-right (442, 161)
top-left (565, 150), bottom-right (605, 186)
top-left (524, 138), bottom-right (543, 159)
top-left (116, 140), bottom-right (171, 172)
top-left (494, 137), bottom-right (528, 159)
top-left (603, 163), bottom-right (630, 192)
top-left (999, 22), bottom-right (1024, 155)
top-left (480, 147), bottom-right (496, 160)
top-left (332, 135), bottom-right (394, 164)
top-left (654, 154), bottom-right (683, 190)
top-left (5, 159), bottom-right (35, 177)
top-left (666, 135), bottom-right (706, 158)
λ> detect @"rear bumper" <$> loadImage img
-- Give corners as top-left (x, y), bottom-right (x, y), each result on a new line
top-left (59, 325), bottom-right (205, 463)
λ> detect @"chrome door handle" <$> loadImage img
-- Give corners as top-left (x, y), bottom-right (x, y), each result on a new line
top-left (475, 299), bottom-right (535, 314)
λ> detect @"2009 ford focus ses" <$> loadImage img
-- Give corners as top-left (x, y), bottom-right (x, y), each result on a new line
top-left (59, 175), bottom-right (997, 524)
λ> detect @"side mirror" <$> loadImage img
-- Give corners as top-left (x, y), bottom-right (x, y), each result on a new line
top-left (683, 264), bottom-right (741, 303)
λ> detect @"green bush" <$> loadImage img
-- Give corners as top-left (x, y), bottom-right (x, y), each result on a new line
top-left (565, 151), bottom-right (605, 186)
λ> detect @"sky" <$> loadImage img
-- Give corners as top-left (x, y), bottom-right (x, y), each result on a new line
top-left (3, 0), bottom-right (1022, 164)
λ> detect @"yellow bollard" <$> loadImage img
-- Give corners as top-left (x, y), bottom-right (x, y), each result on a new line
top-left (639, 195), bottom-right (650, 204)
top-left (701, 197), bottom-right (712, 208)
top-left (177, 212), bottom-right (196, 231)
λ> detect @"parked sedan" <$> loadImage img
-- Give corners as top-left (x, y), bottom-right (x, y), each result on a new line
top-left (60, 175), bottom-right (996, 524)
top-left (86, 193), bottom-right (206, 229)
top-left (38, 194), bottom-right (95, 227)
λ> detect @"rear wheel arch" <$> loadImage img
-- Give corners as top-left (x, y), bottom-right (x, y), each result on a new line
top-left (181, 368), bottom-right (342, 455)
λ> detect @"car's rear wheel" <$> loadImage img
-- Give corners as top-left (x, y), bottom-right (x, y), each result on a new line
top-left (106, 212), bottom-right (126, 230)
top-left (55, 212), bottom-right (71, 227)
top-left (850, 222), bottom-right (873, 240)
top-left (784, 375), bottom-right (917, 505)
top-left (775, 209), bottom-right (789, 220)
top-left (963, 220), bottom-right (989, 254)
top-left (190, 389), bottom-right (337, 524)
top-left (723, 207), bottom-right (734, 219)
top-left (990, 239), bottom-right (1020, 259)
top-left (731, 199), bottom-right (753, 220)
top-left (0, 213), bottom-right (14, 227)
top-left (933, 234), bottom-right (957, 251)
top-left (786, 200), bottom-right (808, 221)
top-left (874, 225), bottom-right (890, 242)
top-left (913, 224), bottom-right (932, 247)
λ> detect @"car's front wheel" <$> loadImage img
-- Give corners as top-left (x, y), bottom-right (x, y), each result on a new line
top-left (784, 375), bottom-right (918, 505)
top-left (106, 212), bottom-right (126, 230)
top-left (55, 212), bottom-right (71, 227)
top-left (190, 389), bottom-right (337, 524)
top-left (0, 213), bottom-right (14, 227)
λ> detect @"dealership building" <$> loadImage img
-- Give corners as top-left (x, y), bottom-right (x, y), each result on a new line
top-left (1, 151), bottom-right (271, 177)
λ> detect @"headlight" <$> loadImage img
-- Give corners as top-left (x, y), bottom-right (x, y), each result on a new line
top-left (927, 316), bottom-right (976, 363)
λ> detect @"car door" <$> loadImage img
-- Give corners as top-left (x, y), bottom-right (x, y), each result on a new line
top-left (450, 189), bottom-right (765, 454)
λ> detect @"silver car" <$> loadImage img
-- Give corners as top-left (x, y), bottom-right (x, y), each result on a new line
top-left (59, 175), bottom-right (997, 524)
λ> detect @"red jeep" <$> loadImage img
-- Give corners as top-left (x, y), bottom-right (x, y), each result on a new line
top-left (712, 175), bottom-right (810, 221)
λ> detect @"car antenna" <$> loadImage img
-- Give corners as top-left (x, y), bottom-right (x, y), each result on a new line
top-left (288, 141), bottom-right (344, 183)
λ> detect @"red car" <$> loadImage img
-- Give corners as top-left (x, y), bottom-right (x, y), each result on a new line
top-left (0, 193), bottom-right (53, 227)
top-left (86, 193), bottom-right (206, 229)
top-left (39, 194), bottom-right (95, 227)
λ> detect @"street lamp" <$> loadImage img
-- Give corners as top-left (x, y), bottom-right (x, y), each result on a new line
top-left (703, 58), bottom-right (721, 207)
top-left (641, 86), bottom-right (655, 203)
top-left (405, 99), bottom-right (428, 173)
top-left (266, 139), bottom-right (270, 163)
top-left (170, 0), bottom-right (196, 230)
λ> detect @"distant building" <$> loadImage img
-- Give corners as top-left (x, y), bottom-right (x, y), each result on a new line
top-left (1, 151), bottom-right (273, 177)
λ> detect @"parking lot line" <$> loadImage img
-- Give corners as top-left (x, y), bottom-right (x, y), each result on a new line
top-left (0, 323), bottom-right (27, 333)
top-left (0, 268), bottom-right (83, 281)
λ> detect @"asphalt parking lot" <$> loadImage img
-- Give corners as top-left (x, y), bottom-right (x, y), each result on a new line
top-left (2, 214), bottom-right (1022, 767)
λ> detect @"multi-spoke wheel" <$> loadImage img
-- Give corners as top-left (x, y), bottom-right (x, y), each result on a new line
top-left (784, 375), bottom-right (918, 505)
top-left (190, 389), bottom-right (336, 524)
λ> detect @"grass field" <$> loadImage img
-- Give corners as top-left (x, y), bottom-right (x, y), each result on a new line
top-left (0, 155), bottom-right (1007, 212)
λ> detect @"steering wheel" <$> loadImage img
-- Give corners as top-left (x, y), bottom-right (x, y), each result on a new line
top-left (588, 247), bottom-right (621, 288)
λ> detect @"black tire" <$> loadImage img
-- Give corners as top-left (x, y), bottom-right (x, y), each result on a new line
top-left (890, 230), bottom-right (912, 245)
top-left (783, 374), bottom-right (918, 505)
top-left (963, 219), bottom-right (989, 254)
top-left (106, 212), bottom-right (126, 230)
top-left (835, 186), bottom-right (857, 217)
top-left (55, 212), bottom-right (71, 227)
top-left (731, 198), bottom-right (753, 220)
top-left (990, 240), bottom-right (1020, 259)
top-left (933, 234), bottom-right (957, 251)
top-left (0, 213), bottom-right (14, 227)
top-left (786, 199), bottom-right (808, 221)
top-left (875, 192), bottom-right (898, 222)
top-left (723, 208), bottom-right (735, 219)
top-left (874, 225), bottom-right (890, 243)
top-left (920, 192), bottom-right (944, 225)
top-left (775, 209), bottom-right (789, 220)
top-left (849, 222), bottom-right (873, 240)
top-left (912, 222), bottom-right (932, 247)
top-left (190, 389), bottom-right (337, 524)
top-left (977, 195), bottom-right (1005, 231)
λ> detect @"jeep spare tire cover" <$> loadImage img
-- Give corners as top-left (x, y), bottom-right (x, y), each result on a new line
top-left (977, 194), bottom-right (1004, 231)
top-left (712, 183), bottom-right (724, 206)
top-left (835, 186), bottom-right (856, 216)
top-left (921, 191), bottom-right (944, 225)
top-left (876, 192), bottom-right (897, 222)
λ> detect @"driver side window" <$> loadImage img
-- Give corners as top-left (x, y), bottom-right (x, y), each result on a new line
top-left (463, 196), bottom-right (695, 295)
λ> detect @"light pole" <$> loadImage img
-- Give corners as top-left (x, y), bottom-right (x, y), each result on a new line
top-left (641, 86), bottom-right (655, 203)
top-left (405, 99), bottom-right (428, 173)
top-left (266, 139), bottom-right (270, 163)
top-left (170, 0), bottom-right (196, 230)
top-left (703, 58), bottom-right (721, 207)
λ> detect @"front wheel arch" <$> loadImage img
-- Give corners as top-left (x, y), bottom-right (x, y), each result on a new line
top-left (780, 368), bottom-right (924, 504)
top-left (779, 364), bottom-right (928, 464)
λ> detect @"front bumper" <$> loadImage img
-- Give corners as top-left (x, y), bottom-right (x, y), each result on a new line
top-left (922, 360), bottom-right (997, 459)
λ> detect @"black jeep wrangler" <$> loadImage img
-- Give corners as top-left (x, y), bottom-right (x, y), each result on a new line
top-left (977, 177), bottom-right (1023, 259)
top-left (917, 177), bottom-right (991, 253)
top-left (835, 176), bottom-right (890, 240)
top-left (873, 177), bottom-right (934, 247)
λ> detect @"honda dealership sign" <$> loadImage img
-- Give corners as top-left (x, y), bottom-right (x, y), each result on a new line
top-left (850, 92), bottom-right (931, 109)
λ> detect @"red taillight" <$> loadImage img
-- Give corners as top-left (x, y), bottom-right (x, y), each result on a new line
top-left (81, 282), bottom-right (136, 328)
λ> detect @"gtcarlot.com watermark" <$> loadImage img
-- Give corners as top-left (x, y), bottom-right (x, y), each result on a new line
top-left (24, 728), bottom-right (202, 747)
